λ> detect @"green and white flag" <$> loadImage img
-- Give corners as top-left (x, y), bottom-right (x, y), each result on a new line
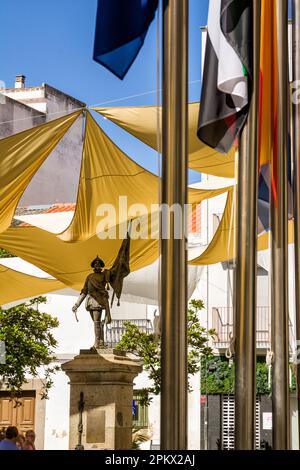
top-left (198, 0), bottom-right (252, 154)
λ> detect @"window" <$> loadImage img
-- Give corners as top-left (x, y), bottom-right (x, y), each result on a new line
top-left (132, 391), bottom-right (148, 429)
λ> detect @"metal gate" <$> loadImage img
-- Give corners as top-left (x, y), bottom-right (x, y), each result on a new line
top-left (222, 395), bottom-right (261, 449)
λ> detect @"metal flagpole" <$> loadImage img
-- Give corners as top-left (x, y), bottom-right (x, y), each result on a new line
top-left (161, 0), bottom-right (188, 450)
top-left (234, 0), bottom-right (261, 450)
top-left (292, 0), bottom-right (300, 448)
top-left (271, 0), bottom-right (290, 450)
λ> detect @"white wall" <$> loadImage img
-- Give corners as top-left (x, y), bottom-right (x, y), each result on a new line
top-left (291, 396), bottom-right (299, 450)
top-left (193, 176), bottom-right (234, 331)
top-left (44, 369), bottom-right (70, 450)
top-left (188, 372), bottom-right (201, 449)
top-left (42, 293), bottom-right (94, 353)
top-left (0, 83), bottom-right (85, 206)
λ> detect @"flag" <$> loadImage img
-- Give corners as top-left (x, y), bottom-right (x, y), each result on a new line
top-left (109, 232), bottom-right (131, 306)
top-left (258, 158), bottom-right (293, 235)
top-left (93, 0), bottom-right (158, 79)
top-left (258, 0), bottom-right (293, 235)
top-left (198, 0), bottom-right (252, 154)
top-left (258, 165), bottom-right (271, 234)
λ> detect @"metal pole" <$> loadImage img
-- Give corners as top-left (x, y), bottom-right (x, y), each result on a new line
top-left (161, 0), bottom-right (188, 450)
top-left (204, 191), bottom-right (209, 451)
top-left (292, 0), bottom-right (300, 448)
top-left (234, 0), bottom-right (261, 450)
top-left (271, 0), bottom-right (290, 450)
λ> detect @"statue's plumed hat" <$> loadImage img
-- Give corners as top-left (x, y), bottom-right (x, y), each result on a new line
top-left (91, 255), bottom-right (105, 268)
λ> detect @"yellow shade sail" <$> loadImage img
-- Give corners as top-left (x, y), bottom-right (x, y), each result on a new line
top-left (50, 111), bottom-right (232, 242)
top-left (190, 188), bottom-right (294, 266)
top-left (93, 103), bottom-right (235, 178)
top-left (58, 111), bottom-right (158, 242)
top-left (0, 216), bottom-right (293, 306)
top-left (0, 107), bottom-right (231, 243)
top-left (0, 183), bottom-right (232, 289)
top-left (0, 222), bottom-right (159, 291)
top-left (0, 111), bottom-right (82, 234)
top-left (0, 264), bottom-right (63, 306)
top-left (188, 186), bottom-right (232, 205)
top-left (190, 188), bottom-right (235, 265)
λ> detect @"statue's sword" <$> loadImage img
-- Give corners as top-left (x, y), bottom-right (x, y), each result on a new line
top-left (74, 310), bottom-right (79, 322)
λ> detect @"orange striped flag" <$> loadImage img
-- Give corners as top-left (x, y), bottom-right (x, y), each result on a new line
top-left (259, 0), bottom-right (278, 201)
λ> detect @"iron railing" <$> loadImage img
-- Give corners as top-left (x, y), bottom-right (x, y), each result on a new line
top-left (212, 306), bottom-right (294, 350)
top-left (105, 319), bottom-right (153, 348)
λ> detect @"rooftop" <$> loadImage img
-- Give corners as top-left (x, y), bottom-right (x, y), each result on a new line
top-left (12, 203), bottom-right (76, 227)
top-left (0, 75), bottom-right (86, 109)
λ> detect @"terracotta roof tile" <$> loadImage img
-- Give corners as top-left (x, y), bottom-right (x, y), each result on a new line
top-left (15, 203), bottom-right (75, 217)
top-left (45, 203), bottom-right (76, 213)
top-left (11, 203), bottom-right (76, 228)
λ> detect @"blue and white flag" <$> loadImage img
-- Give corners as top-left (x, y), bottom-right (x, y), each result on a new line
top-left (93, 0), bottom-right (158, 79)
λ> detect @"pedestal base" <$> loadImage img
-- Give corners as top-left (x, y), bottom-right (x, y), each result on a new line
top-left (62, 350), bottom-right (142, 450)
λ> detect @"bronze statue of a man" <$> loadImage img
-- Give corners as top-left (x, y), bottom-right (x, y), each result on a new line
top-left (72, 232), bottom-right (131, 349)
top-left (72, 256), bottom-right (112, 349)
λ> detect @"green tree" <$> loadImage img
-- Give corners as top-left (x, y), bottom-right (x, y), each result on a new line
top-left (0, 296), bottom-right (59, 400)
top-left (116, 299), bottom-right (215, 405)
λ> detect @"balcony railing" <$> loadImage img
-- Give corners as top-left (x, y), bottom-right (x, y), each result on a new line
top-left (105, 319), bottom-right (153, 348)
top-left (212, 306), bottom-right (294, 350)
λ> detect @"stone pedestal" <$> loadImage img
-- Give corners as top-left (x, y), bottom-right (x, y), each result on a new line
top-left (61, 349), bottom-right (142, 450)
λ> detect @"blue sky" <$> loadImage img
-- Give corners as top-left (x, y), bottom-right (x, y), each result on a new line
top-left (0, 0), bottom-right (209, 183)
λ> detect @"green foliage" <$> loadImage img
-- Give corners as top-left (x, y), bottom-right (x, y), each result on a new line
top-left (116, 321), bottom-right (160, 405)
top-left (256, 360), bottom-right (271, 395)
top-left (0, 247), bottom-right (15, 258)
top-left (201, 356), bottom-right (235, 394)
top-left (290, 365), bottom-right (297, 392)
top-left (0, 296), bottom-right (59, 400)
top-left (116, 299), bottom-right (215, 406)
top-left (201, 356), bottom-right (297, 395)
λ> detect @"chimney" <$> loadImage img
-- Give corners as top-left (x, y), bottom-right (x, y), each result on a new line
top-left (15, 75), bottom-right (26, 89)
